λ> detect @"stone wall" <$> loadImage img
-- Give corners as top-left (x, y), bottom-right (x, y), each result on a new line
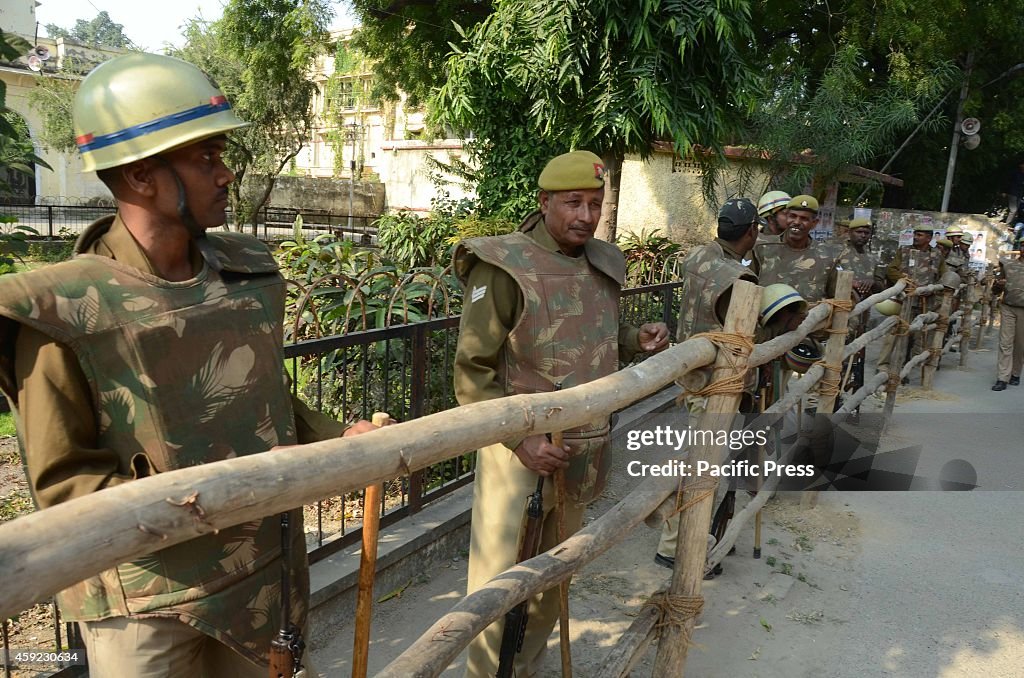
top-left (267, 175), bottom-right (386, 215)
top-left (618, 151), bottom-right (771, 247)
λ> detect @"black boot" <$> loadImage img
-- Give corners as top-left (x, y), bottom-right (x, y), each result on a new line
top-left (992, 380), bottom-right (1008, 391)
top-left (1011, 375), bottom-right (1021, 386)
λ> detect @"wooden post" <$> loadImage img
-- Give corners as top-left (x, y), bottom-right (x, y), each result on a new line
top-left (919, 295), bottom-right (930, 384)
top-left (351, 412), bottom-right (391, 678)
top-left (652, 280), bottom-right (760, 677)
top-left (974, 276), bottom-right (994, 348)
top-left (923, 288), bottom-right (953, 390)
top-left (801, 271), bottom-right (852, 509)
top-left (882, 294), bottom-right (916, 425)
top-left (960, 282), bottom-right (974, 368)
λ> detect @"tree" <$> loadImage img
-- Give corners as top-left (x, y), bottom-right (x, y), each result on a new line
top-left (435, 0), bottom-right (762, 240)
top-left (174, 0), bottom-right (332, 232)
top-left (0, 31), bottom-right (51, 193)
top-left (348, 0), bottom-right (492, 107)
top-left (45, 11), bottom-right (133, 49)
top-left (742, 0), bottom-right (1024, 213)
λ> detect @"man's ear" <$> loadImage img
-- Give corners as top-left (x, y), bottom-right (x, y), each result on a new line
top-left (538, 190), bottom-right (550, 214)
top-left (121, 159), bottom-right (159, 197)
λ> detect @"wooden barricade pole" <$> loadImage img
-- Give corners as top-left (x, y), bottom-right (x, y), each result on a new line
top-left (919, 295), bottom-right (931, 384)
top-left (652, 280), bottom-right (760, 677)
top-left (801, 271), bottom-right (853, 510)
top-left (960, 281), bottom-right (974, 368)
top-left (974, 276), bottom-right (994, 349)
top-left (922, 288), bottom-right (953, 390)
top-left (351, 412), bottom-right (392, 678)
top-left (882, 293), bottom-right (916, 426)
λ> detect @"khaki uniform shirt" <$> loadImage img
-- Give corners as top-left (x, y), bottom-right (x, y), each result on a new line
top-left (454, 222), bottom-right (641, 450)
top-left (15, 217), bottom-right (347, 509)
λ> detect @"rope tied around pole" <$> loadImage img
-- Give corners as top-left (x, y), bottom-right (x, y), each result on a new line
top-left (900, 277), bottom-right (919, 295)
top-left (668, 479), bottom-right (719, 518)
top-left (893, 317), bottom-right (911, 337)
top-left (646, 590), bottom-right (705, 635)
top-left (812, 359), bottom-right (844, 399)
top-left (681, 331), bottom-right (756, 398)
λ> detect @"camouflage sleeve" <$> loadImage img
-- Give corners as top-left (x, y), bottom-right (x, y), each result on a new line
top-left (291, 393), bottom-right (348, 443)
top-left (453, 260), bottom-right (524, 450)
top-left (14, 325), bottom-right (131, 509)
top-left (617, 323), bottom-right (642, 364)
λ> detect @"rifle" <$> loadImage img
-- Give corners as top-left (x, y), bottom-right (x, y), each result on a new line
top-left (495, 475), bottom-right (546, 678)
top-left (269, 511), bottom-right (304, 678)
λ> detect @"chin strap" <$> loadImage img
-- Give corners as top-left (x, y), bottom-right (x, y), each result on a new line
top-left (153, 156), bottom-right (224, 272)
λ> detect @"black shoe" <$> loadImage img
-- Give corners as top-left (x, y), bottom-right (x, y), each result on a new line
top-left (992, 380), bottom-right (1008, 391)
top-left (654, 553), bottom-right (674, 569)
top-left (703, 563), bottom-right (724, 580)
top-left (1011, 375), bottom-right (1021, 386)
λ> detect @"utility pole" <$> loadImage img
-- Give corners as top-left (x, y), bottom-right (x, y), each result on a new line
top-left (941, 51), bottom-right (974, 213)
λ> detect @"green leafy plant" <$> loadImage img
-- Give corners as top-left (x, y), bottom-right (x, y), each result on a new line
top-left (618, 229), bottom-right (683, 286)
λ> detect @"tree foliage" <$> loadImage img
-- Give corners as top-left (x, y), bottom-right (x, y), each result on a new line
top-left (174, 0), bottom-right (332, 231)
top-left (45, 11), bottom-right (133, 49)
top-left (433, 0), bottom-right (761, 236)
top-left (348, 0), bottom-right (492, 107)
top-left (743, 0), bottom-right (1024, 213)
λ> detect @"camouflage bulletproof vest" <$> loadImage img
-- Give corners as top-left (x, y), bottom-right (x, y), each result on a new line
top-left (456, 230), bottom-right (622, 503)
top-left (1001, 259), bottom-right (1024, 307)
top-left (677, 241), bottom-right (757, 340)
top-left (0, 229), bottom-right (305, 666)
top-left (755, 240), bottom-right (841, 302)
top-left (840, 244), bottom-right (879, 282)
top-left (896, 246), bottom-right (943, 286)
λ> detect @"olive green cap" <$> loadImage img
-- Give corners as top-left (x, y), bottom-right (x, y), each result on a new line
top-left (848, 217), bottom-right (872, 230)
top-left (73, 53), bottom-right (250, 172)
top-left (538, 151), bottom-right (606, 191)
top-left (787, 195), bottom-right (819, 213)
top-left (936, 238), bottom-right (954, 248)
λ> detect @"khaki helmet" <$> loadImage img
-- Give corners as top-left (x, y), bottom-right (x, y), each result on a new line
top-left (785, 340), bottom-right (821, 374)
top-left (940, 271), bottom-right (962, 289)
top-left (875, 299), bottom-right (902, 316)
top-left (757, 190), bottom-right (792, 217)
top-left (760, 283), bottom-right (807, 326)
top-left (73, 53), bottom-right (249, 171)
top-left (945, 225), bottom-right (965, 237)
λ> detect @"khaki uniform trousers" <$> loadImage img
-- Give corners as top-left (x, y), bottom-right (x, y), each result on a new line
top-left (997, 304), bottom-right (1024, 381)
top-left (465, 443), bottom-right (586, 678)
top-left (81, 616), bottom-right (316, 678)
top-left (656, 396), bottom-right (731, 560)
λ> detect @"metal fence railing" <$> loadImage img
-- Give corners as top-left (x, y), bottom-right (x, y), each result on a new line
top-left (0, 199), bottom-right (379, 244)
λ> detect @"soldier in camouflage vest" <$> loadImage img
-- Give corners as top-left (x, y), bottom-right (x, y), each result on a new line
top-left (991, 249), bottom-right (1024, 390)
top-left (453, 151), bottom-right (669, 678)
top-left (878, 227), bottom-right (947, 372)
top-left (753, 195), bottom-right (845, 304)
top-left (0, 54), bottom-right (376, 677)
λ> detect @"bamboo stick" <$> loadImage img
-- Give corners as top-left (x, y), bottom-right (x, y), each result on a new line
top-left (922, 289), bottom-right (953, 389)
top-left (351, 412), bottom-right (392, 678)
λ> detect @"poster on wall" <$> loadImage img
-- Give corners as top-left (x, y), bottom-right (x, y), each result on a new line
top-left (854, 207), bottom-right (872, 221)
